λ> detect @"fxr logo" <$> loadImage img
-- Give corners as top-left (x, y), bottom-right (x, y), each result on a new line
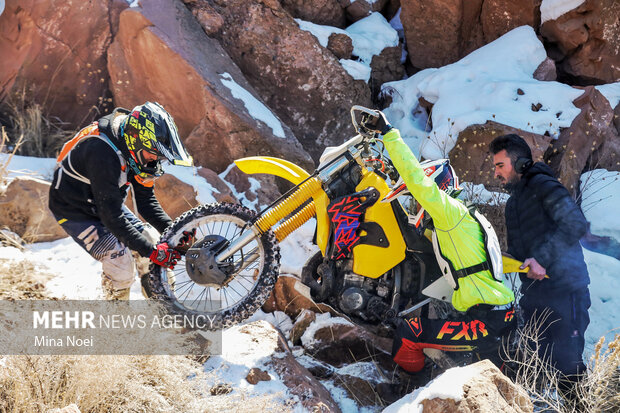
top-left (505, 309), bottom-right (515, 322)
top-left (436, 320), bottom-right (488, 341)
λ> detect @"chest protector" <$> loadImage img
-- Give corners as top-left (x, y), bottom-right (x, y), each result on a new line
top-left (431, 205), bottom-right (503, 290)
top-left (54, 122), bottom-right (128, 190)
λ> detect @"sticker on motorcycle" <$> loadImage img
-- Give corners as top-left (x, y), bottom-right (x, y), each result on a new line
top-left (327, 188), bottom-right (379, 260)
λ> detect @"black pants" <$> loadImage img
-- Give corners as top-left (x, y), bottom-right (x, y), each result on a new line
top-left (520, 288), bottom-right (591, 381)
top-left (392, 306), bottom-right (516, 372)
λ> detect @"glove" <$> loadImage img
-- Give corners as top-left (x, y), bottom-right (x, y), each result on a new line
top-left (363, 110), bottom-right (392, 135)
top-left (177, 228), bottom-right (196, 249)
top-left (149, 242), bottom-right (181, 269)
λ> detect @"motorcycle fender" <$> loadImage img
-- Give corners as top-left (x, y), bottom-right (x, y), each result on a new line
top-left (352, 169), bottom-right (406, 278)
top-left (234, 156), bottom-right (331, 254)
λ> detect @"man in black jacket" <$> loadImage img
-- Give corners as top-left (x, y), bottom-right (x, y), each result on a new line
top-left (49, 102), bottom-right (194, 299)
top-left (489, 134), bottom-right (590, 396)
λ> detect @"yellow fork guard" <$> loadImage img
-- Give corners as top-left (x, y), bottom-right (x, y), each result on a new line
top-left (233, 156), bottom-right (331, 253)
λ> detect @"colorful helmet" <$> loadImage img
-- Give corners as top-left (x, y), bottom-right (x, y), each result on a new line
top-left (121, 102), bottom-right (193, 178)
top-left (420, 158), bottom-right (461, 197)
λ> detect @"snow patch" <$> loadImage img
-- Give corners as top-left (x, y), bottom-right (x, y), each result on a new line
top-left (595, 81), bottom-right (620, 109)
top-left (580, 169), bottom-right (620, 242)
top-left (382, 26), bottom-right (583, 159)
top-left (340, 59), bottom-right (372, 82)
top-left (459, 182), bottom-right (510, 206)
top-left (220, 72), bottom-right (285, 138)
top-left (0, 153), bottom-right (57, 181)
top-left (540, 0), bottom-right (585, 24)
top-left (295, 19), bottom-right (346, 48)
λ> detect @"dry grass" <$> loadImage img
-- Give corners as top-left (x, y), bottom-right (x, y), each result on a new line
top-left (0, 87), bottom-right (74, 158)
top-left (503, 310), bottom-right (620, 412)
top-left (0, 257), bottom-right (52, 300)
top-left (0, 354), bottom-right (211, 413)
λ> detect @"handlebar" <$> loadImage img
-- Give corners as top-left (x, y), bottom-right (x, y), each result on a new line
top-left (350, 105), bottom-right (381, 139)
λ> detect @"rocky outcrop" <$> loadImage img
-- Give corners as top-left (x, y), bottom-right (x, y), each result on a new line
top-left (540, 0), bottom-right (620, 84)
top-left (203, 0), bottom-right (371, 161)
top-left (0, 0), bottom-right (126, 126)
top-left (0, 177), bottom-right (66, 242)
top-left (416, 360), bottom-right (532, 413)
top-left (533, 57), bottom-right (557, 81)
top-left (400, 0), bottom-right (537, 70)
top-left (546, 87), bottom-right (619, 194)
top-left (449, 121), bottom-right (551, 190)
top-left (107, 0), bottom-right (313, 173)
top-left (280, 0), bottom-right (347, 27)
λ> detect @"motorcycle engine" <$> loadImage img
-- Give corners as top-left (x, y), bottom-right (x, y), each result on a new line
top-left (337, 272), bottom-right (391, 320)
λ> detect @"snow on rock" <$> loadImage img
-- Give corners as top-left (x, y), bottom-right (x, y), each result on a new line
top-left (164, 163), bottom-right (218, 205)
top-left (204, 320), bottom-right (341, 411)
top-left (383, 365), bottom-right (479, 413)
top-left (296, 13), bottom-right (398, 82)
top-left (219, 72), bottom-right (285, 139)
top-left (540, 0), bottom-right (586, 24)
top-left (300, 312), bottom-right (354, 349)
top-left (345, 12), bottom-right (399, 65)
top-left (583, 248), bottom-right (620, 353)
top-left (595, 81), bottom-right (620, 109)
top-left (382, 25), bottom-right (583, 159)
top-left (580, 169), bottom-right (620, 243)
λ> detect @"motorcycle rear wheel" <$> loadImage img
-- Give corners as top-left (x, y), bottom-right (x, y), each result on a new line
top-left (144, 203), bottom-right (280, 330)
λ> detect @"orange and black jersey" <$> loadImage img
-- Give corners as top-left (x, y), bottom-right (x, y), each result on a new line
top-left (49, 109), bottom-right (172, 257)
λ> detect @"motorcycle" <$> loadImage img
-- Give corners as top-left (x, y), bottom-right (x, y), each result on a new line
top-left (144, 106), bottom-right (520, 330)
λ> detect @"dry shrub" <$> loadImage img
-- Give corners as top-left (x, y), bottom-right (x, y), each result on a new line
top-left (0, 257), bottom-right (52, 300)
top-left (0, 355), bottom-right (209, 413)
top-left (580, 334), bottom-right (620, 413)
top-left (0, 87), bottom-right (74, 158)
top-left (503, 310), bottom-right (620, 412)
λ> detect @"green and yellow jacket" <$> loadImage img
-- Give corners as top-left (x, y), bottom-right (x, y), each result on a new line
top-left (383, 129), bottom-right (514, 312)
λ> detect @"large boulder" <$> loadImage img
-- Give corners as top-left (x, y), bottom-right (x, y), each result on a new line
top-left (546, 87), bottom-right (619, 195)
top-left (280, 0), bottom-right (347, 27)
top-left (152, 174), bottom-right (199, 220)
top-left (449, 121), bottom-right (551, 190)
top-left (400, 0), bottom-right (537, 70)
top-left (202, 0), bottom-right (372, 161)
top-left (385, 360), bottom-right (532, 412)
top-left (540, 0), bottom-right (620, 84)
top-left (0, 0), bottom-right (126, 126)
top-left (0, 177), bottom-right (66, 242)
top-left (107, 0), bottom-right (313, 173)
top-left (369, 46), bottom-right (405, 101)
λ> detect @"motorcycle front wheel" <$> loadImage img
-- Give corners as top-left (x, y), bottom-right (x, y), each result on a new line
top-left (144, 203), bottom-right (280, 330)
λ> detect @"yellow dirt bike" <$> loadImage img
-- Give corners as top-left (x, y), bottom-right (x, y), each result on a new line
top-left (144, 106), bottom-right (527, 330)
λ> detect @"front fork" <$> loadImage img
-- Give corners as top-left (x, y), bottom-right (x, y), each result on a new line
top-left (215, 177), bottom-right (323, 264)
